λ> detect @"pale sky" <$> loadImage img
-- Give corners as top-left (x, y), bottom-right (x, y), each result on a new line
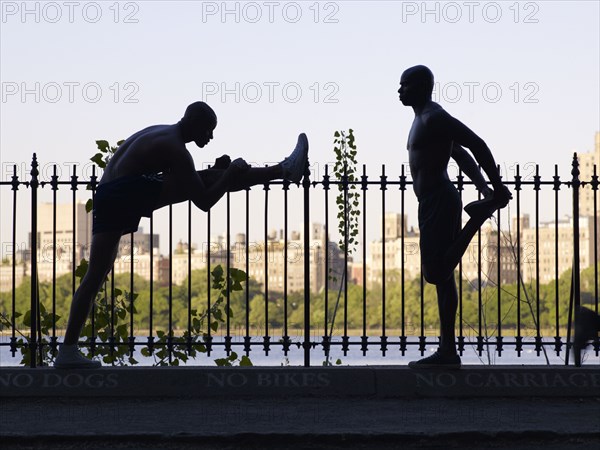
top-left (1, 1), bottom-right (599, 255)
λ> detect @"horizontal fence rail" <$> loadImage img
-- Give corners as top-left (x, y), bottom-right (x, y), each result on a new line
top-left (0, 154), bottom-right (598, 367)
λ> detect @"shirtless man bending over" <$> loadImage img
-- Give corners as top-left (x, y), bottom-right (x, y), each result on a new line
top-left (54, 101), bottom-right (308, 369)
top-left (399, 66), bottom-right (512, 369)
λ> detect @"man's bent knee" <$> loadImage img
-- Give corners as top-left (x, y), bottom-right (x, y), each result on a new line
top-left (422, 263), bottom-right (453, 285)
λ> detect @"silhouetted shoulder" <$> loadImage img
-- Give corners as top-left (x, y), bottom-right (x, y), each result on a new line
top-left (423, 106), bottom-right (454, 137)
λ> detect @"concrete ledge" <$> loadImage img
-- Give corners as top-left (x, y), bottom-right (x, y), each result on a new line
top-left (1, 365), bottom-right (599, 398)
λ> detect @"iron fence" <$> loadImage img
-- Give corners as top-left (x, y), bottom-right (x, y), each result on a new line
top-left (0, 154), bottom-right (598, 367)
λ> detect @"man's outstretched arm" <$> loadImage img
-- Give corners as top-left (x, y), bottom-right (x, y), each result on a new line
top-left (451, 143), bottom-right (492, 196)
top-left (168, 146), bottom-right (247, 212)
top-left (437, 113), bottom-right (511, 205)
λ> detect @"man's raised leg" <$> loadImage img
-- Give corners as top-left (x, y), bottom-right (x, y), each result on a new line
top-left (422, 215), bottom-right (489, 286)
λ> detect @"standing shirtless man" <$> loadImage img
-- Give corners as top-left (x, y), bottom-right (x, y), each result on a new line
top-left (399, 66), bottom-right (512, 368)
top-left (54, 101), bottom-right (308, 369)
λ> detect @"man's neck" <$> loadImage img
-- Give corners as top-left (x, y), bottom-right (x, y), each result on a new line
top-left (413, 99), bottom-right (435, 116)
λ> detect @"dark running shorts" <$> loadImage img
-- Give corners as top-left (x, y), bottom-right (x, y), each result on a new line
top-left (418, 180), bottom-right (462, 268)
top-left (93, 174), bottom-right (163, 235)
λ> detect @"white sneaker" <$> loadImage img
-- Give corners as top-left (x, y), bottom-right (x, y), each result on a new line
top-left (281, 133), bottom-right (309, 183)
top-left (54, 344), bottom-right (102, 369)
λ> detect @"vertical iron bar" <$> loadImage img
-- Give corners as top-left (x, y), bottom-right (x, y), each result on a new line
top-left (149, 214), bottom-right (154, 354)
top-left (381, 164), bottom-right (387, 356)
top-left (400, 165), bottom-right (406, 355)
top-left (323, 165), bottom-right (330, 356)
top-left (303, 166), bottom-right (311, 367)
top-left (380, 164), bottom-right (387, 355)
top-left (88, 165), bottom-right (98, 353)
top-left (419, 273), bottom-right (425, 355)
top-left (30, 154), bottom-right (39, 367)
top-left (168, 204), bottom-right (173, 362)
top-left (516, 164), bottom-right (522, 356)
top-left (10, 165), bottom-right (18, 357)
top-left (593, 165), bottom-right (599, 354)
top-left (70, 165), bottom-right (77, 297)
top-left (225, 192), bottom-right (231, 355)
top-left (206, 208), bottom-right (212, 355)
top-left (51, 165), bottom-right (58, 352)
top-left (263, 183), bottom-right (270, 355)
top-left (110, 268), bottom-right (115, 356)
top-left (553, 165), bottom-right (560, 354)
top-left (497, 196), bottom-right (502, 356)
top-left (477, 203), bottom-right (482, 357)
top-left (343, 161), bottom-right (349, 356)
top-left (129, 231), bottom-right (134, 356)
top-left (361, 165), bottom-right (368, 356)
top-left (244, 189), bottom-right (250, 356)
top-left (457, 170), bottom-right (464, 354)
top-left (187, 200), bottom-right (192, 354)
top-left (572, 153), bottom-right (582, 366)
top-left (534, 165), bottom-right (541, 355)
top-left (283, 180), bottom-right (289, 355)
top-left (70, 165), bottom-right (79, 355)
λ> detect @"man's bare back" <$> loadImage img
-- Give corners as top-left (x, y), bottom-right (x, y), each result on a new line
top-left (100, 123), bottom-right (212, 186)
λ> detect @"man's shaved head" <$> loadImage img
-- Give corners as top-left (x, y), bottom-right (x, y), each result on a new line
top-left (402, 65), bottom-right (435, 96)
top-left (182, 101), bottom-right (217, 129)
top-left (178, 101), bottom-right (217, 144)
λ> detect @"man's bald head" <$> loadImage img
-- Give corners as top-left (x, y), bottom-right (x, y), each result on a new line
top-left (401, 65), bottom-right (435, 99)
top-left (178, 101), bottom-right (217, 146)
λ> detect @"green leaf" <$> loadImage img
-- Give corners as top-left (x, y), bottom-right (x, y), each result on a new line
top-left (210, 321), bottom-right (219, 332)
top-left (336, 358), bottom-right (342, 365)
top-left (96, 140), bottom-right (110, 153)
top-left (214, 358), bottom-right (230, 367)
top-left (85, 199), bottom-right (93, 213)
top-left (75, 259), bottom-right (89, 278)
top-left (229, 351), bottom-right (238, 361)
top-left (240, 355), bottom-right (253, 366)
top-left (90, 153), bottom-right (106, 169)
top-left (116, 140), bottom-right (125, 146)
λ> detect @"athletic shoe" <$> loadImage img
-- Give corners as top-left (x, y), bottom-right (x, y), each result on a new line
top-left (281, 133), bottom-right (309, 183)
top-left (464, 196), bottom-right (501, 221)
top-left (573, 306), bottom-right (600, 366)
top-left (465, 186), bottom-right (511, 220)
top-left (54, 344), bottom-right (102, 369)
top-left (408, 351), bottom-right (461, 369)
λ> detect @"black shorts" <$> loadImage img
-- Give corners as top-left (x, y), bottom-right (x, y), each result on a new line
top-left (418, 180), bottom-right (462, 267)
top-left (92, 174), bottom-right (163, 235)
